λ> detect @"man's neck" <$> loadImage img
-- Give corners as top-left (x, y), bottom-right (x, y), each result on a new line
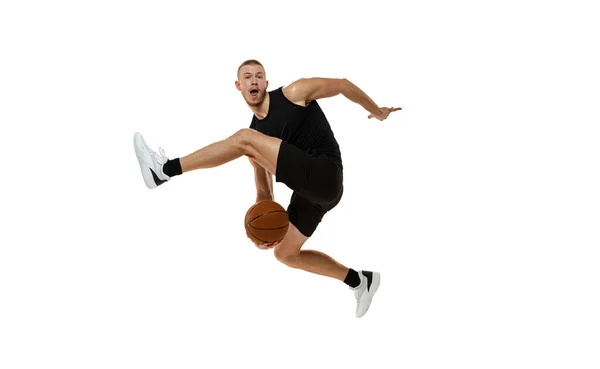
top-left (250, 92), bottom-right (270, 120)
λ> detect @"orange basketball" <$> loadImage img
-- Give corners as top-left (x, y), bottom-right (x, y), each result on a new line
top-left (245, 200), bottom-right (289, 244)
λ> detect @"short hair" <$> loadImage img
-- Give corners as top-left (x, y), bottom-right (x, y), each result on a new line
top-left (237, 59), bottom-right (265, 77)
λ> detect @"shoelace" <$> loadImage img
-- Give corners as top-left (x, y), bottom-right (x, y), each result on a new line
top-left (144, 143), bottom-right (167, 162)
top-left (354, 286), bottom-right (362, 301)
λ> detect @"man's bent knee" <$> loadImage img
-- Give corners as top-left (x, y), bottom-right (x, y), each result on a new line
top-left (231, 128), bottom-right (255, 151)
top-left (233, 128), bottom-right (270, 161)
top-left (274, 248), bottom-right (300, 267)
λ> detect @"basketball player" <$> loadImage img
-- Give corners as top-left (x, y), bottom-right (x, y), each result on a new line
top-left (133, 59), bottom-right (401, 318)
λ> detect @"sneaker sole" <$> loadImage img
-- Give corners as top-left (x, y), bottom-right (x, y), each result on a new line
top-left (133, 132), bottom-right (157, 189)
top-left (357, 272), bottom-right (381, 318)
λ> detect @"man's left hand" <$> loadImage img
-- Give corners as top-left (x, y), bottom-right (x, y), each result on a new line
top-left (368, 107), bottom-right (402, 121)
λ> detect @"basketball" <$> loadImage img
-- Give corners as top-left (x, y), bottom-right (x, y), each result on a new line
top-left (245, 200), bottom-right (289, 244)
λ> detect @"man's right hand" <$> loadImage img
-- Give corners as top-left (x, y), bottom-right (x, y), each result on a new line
top-left (254, 239), bottom-right (282, 250)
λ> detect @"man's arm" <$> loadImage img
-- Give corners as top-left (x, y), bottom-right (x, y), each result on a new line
top-left (249, 157), bottom-right (273, 203)
top-left (282, 77), bottom-right (400, 120)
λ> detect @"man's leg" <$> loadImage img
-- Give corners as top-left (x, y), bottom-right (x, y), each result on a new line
top-left (273, 222), bottom-right (349, 280)
top-left (133, 129), bottom-right (282, 189)
top-left (179, 128), bottom-right (282, 175)
top-left (273, 222), bottom-right (380, 318)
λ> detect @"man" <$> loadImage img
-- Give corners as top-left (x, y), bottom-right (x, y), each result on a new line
top-left (133, 59), bottom-right (401, 318)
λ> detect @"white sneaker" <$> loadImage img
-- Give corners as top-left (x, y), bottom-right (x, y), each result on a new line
top-left (133, 132), bottom-right (171, 189)
top-left (351, 270), bottom-right (381, 318)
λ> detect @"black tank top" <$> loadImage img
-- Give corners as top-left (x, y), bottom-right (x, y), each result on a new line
top-left (249, 87), bottom-right (343, 168)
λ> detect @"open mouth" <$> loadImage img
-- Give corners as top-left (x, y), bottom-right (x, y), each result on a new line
top-left (249, 88), bottom-right (259, 97)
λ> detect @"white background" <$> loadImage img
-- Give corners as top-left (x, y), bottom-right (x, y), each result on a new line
top-left (1, 0), bottom-right (599, 368)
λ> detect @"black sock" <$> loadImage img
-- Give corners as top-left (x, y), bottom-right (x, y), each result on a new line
top-left (343, 268), bottom-right (361, 288)
top-left (163, 158), bottom-right (182, 177)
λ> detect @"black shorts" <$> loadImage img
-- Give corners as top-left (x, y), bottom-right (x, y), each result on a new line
top-left (275, 141), bottom-right (344, 237)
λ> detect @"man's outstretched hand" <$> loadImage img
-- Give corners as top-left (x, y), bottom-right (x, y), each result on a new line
top-left (368, 107), bottom-right (402, 121)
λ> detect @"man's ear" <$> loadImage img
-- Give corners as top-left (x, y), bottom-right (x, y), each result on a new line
top-left (235, 80), bottom-right (241, 90)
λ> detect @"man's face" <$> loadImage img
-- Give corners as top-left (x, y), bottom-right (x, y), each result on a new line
top-left (236, 64), bottom-right (268, 106)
